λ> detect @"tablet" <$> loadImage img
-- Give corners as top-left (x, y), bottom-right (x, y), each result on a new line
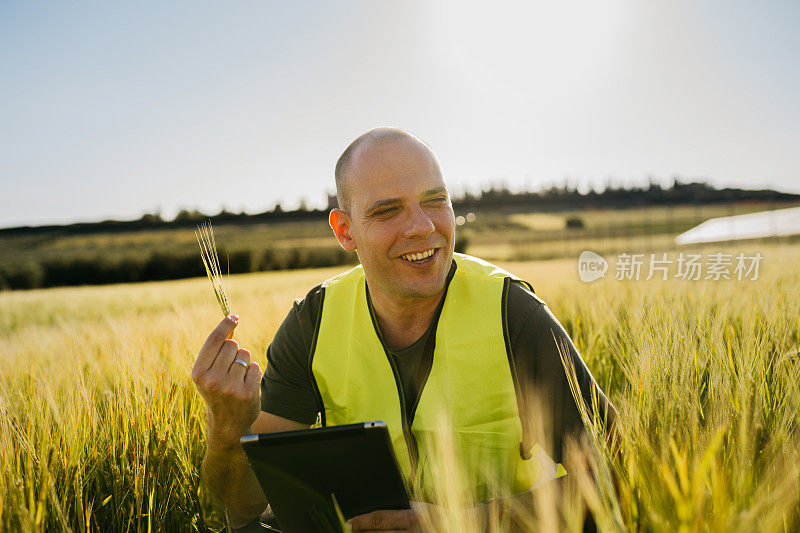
top-left (241, 421), bottom-right (411, 532)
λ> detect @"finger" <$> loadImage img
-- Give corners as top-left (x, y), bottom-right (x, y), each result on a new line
top-left (347, 510), bottom-right (416, 531)
top-left (228, 348), bottom-right (251, 377)
top-left (209, 339), bottom-right (239, 376)
top-left (195, 315), bottom-right (239, 372)
top-left (244, 361), bottom-right (263, 388)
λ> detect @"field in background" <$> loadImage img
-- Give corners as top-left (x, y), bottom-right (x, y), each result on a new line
top-left (462, 201), bottom-right (800, 261)
top-left (3, 200), bottom-right (800, 290)
top-left (1, 240), bottom-right (799, 531)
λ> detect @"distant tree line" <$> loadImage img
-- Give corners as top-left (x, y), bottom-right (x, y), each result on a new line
top-left (0, 206), bottom-right (331, 237)
top-left (452, 180), bottom-right (800, 211)
top-left (2, 180), bottom-right (797, 238)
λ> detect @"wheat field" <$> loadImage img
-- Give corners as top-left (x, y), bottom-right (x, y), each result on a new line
top-left (1, 243), bottom-right (799, 531)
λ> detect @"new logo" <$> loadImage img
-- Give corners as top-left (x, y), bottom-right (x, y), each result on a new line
top-left (578, 250), bottom-right (608, 282)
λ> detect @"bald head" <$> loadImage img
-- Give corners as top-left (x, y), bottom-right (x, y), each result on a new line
top-left (335, 127), bottom-right (436, 213)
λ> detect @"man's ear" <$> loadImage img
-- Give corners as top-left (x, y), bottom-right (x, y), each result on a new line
top-left (329, 209), bottom-right (357, 252)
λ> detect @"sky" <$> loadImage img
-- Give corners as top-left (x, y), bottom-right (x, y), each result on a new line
top-left (1, 1), bottom-right (799, 228)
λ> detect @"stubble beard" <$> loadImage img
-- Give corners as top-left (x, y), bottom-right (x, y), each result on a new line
top-left (362, 257), bottom-right (447, 302)
top-left (392, 260), bottom-right (449, 300)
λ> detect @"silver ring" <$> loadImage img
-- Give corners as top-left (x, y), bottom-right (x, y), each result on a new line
top-left (232, 359), bottom-right (249, 369)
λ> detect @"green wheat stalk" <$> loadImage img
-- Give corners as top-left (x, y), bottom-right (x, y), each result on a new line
top-left (195, 220), bottom-right (231, 316)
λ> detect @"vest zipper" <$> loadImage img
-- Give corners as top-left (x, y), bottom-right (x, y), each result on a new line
top-left (384, 353), bottom-right (420, 485)
top-left (365, 286), bottom-right (420, 487)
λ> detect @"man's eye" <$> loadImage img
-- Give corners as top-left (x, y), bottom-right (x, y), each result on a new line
top-left (373, 208), bottom-right (397, 217)
top-left (426, 196), bottom-right (448, 204)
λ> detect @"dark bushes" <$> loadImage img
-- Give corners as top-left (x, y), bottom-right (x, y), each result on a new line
top-left (0, 262), bottom-right (45, 290)
top-left (565, 216), bottom-right (585, 229)
top-left (0, 245), bottom-right (357, 290)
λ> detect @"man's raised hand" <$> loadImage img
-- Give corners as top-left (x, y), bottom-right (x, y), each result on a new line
top-left (346, 502), bottom-right (442, 532)
top-left (191, 314), bottom-right (262, 447)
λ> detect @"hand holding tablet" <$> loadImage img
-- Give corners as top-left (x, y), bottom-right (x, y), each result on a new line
top-left (241, 421), bottom-right (410, 533)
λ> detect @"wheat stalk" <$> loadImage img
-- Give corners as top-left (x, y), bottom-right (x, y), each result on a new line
top-left (195, 220), bottom-right (231, 316)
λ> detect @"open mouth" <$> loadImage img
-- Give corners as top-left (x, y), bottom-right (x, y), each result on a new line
top-left (399, 247), bottom-right (438, 265)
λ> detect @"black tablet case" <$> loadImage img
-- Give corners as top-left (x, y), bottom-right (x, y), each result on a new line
top-left (241, 421), bottom-right (410, 532)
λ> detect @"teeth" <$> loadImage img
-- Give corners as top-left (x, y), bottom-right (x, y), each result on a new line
top-left (402, 249), bottom-right (435, 262)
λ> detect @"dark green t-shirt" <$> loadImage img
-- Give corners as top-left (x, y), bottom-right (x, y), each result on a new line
top-left (260, 261), bottom-right (614, 462)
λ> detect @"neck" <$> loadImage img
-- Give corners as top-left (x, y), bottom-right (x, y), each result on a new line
top-left (367, 283), bottom-right (445, 351)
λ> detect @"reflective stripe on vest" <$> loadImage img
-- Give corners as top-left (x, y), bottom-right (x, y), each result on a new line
top-left (310, 253), bottom-right (564, 501)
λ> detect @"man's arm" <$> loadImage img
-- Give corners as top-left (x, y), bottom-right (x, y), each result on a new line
top-left (202, 411), bottom-right (309, 528)
top-left (192, 316), bottom-right (311, 528)
top-left (195, 285), bottom-right (324, 529)
top-left (507, 282), bottom-right (617, 462)
top-left (507, 283), bottom-right (617, 531)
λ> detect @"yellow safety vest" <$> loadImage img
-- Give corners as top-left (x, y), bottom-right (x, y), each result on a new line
top-left (310, 253), bottom-right (564, 502)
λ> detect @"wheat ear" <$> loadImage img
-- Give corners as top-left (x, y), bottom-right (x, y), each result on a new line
top-left (195, 221), bottom-right (231, 316)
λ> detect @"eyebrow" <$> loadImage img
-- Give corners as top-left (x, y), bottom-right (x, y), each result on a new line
top-left (363, 197), bottom-right (402, 216)
top-left (422, 186), bottom-right (448, 198)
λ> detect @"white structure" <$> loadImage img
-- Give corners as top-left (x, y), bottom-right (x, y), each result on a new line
top-left (676, 206), bottom-right (800, 245)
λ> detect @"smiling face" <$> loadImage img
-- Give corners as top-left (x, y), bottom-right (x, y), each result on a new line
top-left (331, 135), bottom-right (455, 302)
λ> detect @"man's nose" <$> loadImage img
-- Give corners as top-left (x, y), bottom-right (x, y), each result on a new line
top-left (402, 203), bottom-right (435, 239)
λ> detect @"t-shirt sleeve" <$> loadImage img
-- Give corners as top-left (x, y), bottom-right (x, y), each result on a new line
top-left (507, 281), bottom-right (616, 463)
top-left (259, 286), bottom-right (323, 425)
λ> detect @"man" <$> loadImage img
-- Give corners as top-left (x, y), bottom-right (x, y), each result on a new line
top-left (192, 128), bottom-right (615, 531)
